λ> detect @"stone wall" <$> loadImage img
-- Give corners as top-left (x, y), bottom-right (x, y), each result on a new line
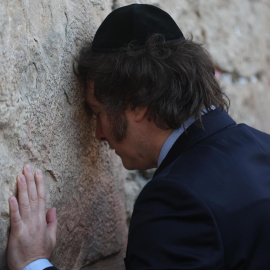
top-left (0, 0), bottom-right (269, 269)
top-left (0, 1), bottom-right (127, 269)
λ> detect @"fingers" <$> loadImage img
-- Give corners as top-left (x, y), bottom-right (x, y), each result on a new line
top-left (46, 208), bottom-right (58, 246)
top-left (16, 166), bottom-right (47, 221)
top-left (8, 167), bottom-right (57, 269)
top-left (9, 196), bottom-right (22, 234)
top-left (46, 207), bottom-right (57, 225)
top-left (35, 170), bottom-right (46, 217)
top-left (17, 174), bottom-right (31, 221)
top-left (23, 165), bottom-right (38, 214)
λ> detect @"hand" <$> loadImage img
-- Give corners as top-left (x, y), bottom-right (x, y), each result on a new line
top-left (7, 165), bottom-right (57, 270)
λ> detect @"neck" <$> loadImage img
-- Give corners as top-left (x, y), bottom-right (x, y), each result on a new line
top-left (141, 122), bottom-right (174, 168)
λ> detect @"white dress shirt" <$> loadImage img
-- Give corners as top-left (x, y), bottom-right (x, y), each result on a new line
top-left (23, 258), bottom-right (53, 270)
top-left (158, 116), bottom-right (196, 167)
top-left (158, 107), bottom-right (214, 167)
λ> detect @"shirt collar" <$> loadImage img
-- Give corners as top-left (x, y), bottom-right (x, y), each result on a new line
top-left (157, 107), bottom-right (216, 167)
top-left (157, 116), bottom-right (196, 167)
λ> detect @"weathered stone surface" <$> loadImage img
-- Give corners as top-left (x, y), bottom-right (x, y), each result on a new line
top-left (0, 1), bottom-right (127, 269)
top-left (220, 73), bottom-right (270, 132)
top-left (113, 0), bottom-right (160, 10)
top-left (124, 171), bottom-right (147, 226)
top-left (1, 0), bottom-right (270, 269)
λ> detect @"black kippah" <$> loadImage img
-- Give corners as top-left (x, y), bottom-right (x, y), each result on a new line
top-left (92, 4), bottom-right (185, 52)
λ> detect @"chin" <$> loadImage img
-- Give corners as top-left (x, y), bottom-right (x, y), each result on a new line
top-left (122, 160), bottom-right (156, 171)
top-left (122, 162), bottom-right (137, 170)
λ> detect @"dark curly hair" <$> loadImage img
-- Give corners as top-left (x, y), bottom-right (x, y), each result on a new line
top-left (78, 34), bottom-right (229, 130)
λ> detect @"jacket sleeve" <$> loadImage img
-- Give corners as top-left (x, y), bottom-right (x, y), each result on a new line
top-left (125, 178), bottom-right (224, 270)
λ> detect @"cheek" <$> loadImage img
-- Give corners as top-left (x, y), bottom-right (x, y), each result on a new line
top-left (108, 112), bottom-right (128, 143)
top-left (95, 115), bottom-right (109, 140)
top-left (101, 116), bottom-right (115, 139)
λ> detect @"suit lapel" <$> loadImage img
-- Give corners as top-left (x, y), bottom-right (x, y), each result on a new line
top-left (154, 108), bottom-right (236, 177)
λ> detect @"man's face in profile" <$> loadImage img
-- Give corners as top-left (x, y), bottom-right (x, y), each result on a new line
top-left (85, 80), bottom-right (147, 170)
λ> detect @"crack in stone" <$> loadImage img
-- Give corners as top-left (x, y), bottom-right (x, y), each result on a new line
top-left (64, 11), bottom-right (68, 38)
top-left (64, 90), bottom-right (72, 105)
top-left (47, 169), bottom-right (57, 182)
top-left (1, 211), bottom-right (9, 221)
top-left (111, 0), bottom-right (117, 10)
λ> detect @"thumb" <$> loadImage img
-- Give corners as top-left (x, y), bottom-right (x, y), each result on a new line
top-left (46, 208), bottom-right (57, 244)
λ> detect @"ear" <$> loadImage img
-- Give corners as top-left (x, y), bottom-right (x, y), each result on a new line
top-left (132, 106), bottom-right (148, 122)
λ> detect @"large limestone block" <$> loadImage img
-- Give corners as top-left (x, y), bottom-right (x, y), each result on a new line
top-left (0, 1), bottom-right (128, 269)
top-left (220, 74), bottom-right (270, 132)
top-left (161, 0), bottom-right (269, 76)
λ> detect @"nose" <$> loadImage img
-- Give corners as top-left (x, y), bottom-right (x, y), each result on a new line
top-left (95, 121), bottom-right (106, 141)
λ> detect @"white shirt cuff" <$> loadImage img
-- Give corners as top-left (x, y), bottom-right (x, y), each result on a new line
top-left (23, 258), bottom-right (53, 270)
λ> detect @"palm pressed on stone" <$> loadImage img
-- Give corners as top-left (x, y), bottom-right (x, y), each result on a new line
top-left (7, 165), bottom-right (57, 270)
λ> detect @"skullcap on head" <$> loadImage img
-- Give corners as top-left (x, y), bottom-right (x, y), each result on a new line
top-left (92, 4), bottom-right (185, 52)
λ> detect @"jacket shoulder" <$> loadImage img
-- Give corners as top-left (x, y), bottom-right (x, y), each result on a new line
top-left (126, 177), bottom-right (224, 269)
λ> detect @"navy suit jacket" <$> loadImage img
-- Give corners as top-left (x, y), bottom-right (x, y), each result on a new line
top-left (125, 109), bottom-right (270, 270)
top-left (46, 109), bottom-right (270, 270)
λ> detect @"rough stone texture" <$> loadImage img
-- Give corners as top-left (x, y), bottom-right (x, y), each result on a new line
top-left (1, 0), bottom-right (270, 269)
top-left (0, 1), bottom-right (127, 269)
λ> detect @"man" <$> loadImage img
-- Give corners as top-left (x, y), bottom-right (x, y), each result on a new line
top-left (7, 4), bottom-right (270, 270)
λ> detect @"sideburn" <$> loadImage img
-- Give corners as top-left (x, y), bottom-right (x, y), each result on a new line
top-left (107, 109), bottom-right (128, 143)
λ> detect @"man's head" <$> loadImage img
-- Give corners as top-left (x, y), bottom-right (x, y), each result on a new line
top-left (85, 80), bottom-right (163, 170)
top-left (78, 4), bottom-right (229, 169)
top-left (78, 4), bottom-right (228, 134)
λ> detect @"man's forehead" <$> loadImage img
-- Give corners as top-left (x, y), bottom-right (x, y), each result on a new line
top-left (85, 81), bottom-right (102, 110)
